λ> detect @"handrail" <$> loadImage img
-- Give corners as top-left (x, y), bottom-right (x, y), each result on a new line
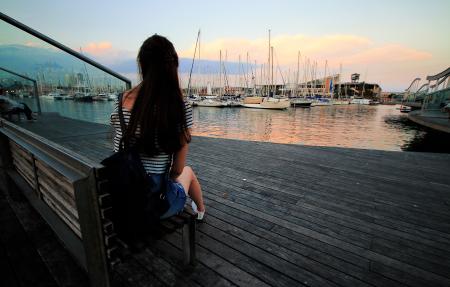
top-left (0, 66), bottom-right (42, 114)
top-left (405, 77), bottom-right (421, 92)
top-left (426, 67), bottom-right (450, 81)
top-left (0, 12), bottom-right (131, 89)
top-left (416, 83), bottom-right (429, 93)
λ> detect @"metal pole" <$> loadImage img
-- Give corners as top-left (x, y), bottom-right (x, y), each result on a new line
top-left (33, 81), bottom-right (41, 114)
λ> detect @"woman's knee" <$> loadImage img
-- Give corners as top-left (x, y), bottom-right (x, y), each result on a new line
top-left (183, 166), bottom-right (193, 176)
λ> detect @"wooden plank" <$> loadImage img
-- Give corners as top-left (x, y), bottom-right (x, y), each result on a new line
top-left (197, 167), bottom-right (450, 258)
top-left (41, 193), bottom-right (82, 238)
top-left (13, 158), bottom-right (35, 188)
top-left (39, 181), bottom-right (80, 226)
top-left (133, 248), bottom-right (202, 287)
top-left (162, 231), bottom-right (275, 287)
top-left (141, 236), bottom-right (236, 287)
top-left (35, 159), bottom-right (75, 199)
top-left (203, 191), bottom-right (450, 286)
top-left (203, 204), bottom-right (402, 287)
top-left (190, 154), bottom-right (450, 240)
top-left (37, 169), bottom-right (78, 217)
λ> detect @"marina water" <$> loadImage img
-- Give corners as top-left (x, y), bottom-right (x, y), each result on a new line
top-left (25, 98), bottom-right (450, 153)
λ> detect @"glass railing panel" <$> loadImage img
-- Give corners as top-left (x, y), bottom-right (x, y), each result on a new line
top-left (1, 14), bottom-right (131, 124)
top-left (0, 68), bottom-right (39, 111)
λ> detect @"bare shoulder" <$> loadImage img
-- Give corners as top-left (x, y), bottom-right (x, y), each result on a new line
top-left (122, 88), bottom-right (139, 110)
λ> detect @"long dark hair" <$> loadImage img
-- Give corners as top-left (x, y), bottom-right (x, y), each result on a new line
top-left (125, 35), bottom-right (191, 156)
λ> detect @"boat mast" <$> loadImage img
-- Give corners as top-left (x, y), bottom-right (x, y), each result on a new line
top-left (268, 29), bottom-right (271, 97)
top-left (219, 50), bottom-right (222, 97)
top-left (324, 60), bottom-right (328, 97)
top-left (338, 63), bottom-right (342, 99)
top-left (187, 29), bottom-right (200, 98)
top-left (271, 46), bottom-right (274, 96)
top-left (296, 51), bottom-right (300, 97)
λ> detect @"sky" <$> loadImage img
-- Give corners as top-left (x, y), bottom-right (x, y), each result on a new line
top-left (2, 0), bottom-right (450, 91)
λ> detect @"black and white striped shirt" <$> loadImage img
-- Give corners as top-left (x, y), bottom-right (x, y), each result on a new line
top-left (110, 100), bottom-right (193, 174)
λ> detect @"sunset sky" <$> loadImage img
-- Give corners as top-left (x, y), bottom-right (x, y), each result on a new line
top-left (2, 0), bottom-right (449, 91)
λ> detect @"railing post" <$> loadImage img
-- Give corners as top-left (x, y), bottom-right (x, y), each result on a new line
top-left (33, 81), bottom-right (41, 114)
top-left (74, 169), bottom-right (110, 287)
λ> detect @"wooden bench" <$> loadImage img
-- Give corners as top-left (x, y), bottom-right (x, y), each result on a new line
top-left (0, 118), bottom-right (197, 287)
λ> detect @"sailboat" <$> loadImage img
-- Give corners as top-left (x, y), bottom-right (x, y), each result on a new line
top-left (196, 49), bottom-right (227, 107)
top-left (241, 30), bottom-right (290, 110)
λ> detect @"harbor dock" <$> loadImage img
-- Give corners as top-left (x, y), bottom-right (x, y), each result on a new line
top-left (1, 113), bottom-right (450, 287)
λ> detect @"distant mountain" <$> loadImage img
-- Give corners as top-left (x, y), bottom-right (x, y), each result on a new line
top-left (0, 44), bottom-right (82, 77)
top-left (0, 44), bottom-right (247, 84)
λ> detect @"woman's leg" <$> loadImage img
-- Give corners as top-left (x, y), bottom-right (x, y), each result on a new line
top-left (176, 166), bottom-right (205, 212)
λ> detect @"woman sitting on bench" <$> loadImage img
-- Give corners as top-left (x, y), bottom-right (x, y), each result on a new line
top-left (110, 35), bottom-right (205, 220)
top-left (0, 94), bottom-right (35, 121)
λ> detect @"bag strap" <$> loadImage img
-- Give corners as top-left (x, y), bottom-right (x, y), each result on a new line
top-left (165, 153), bottom-right (173, 180)
top-left (117, 93), bottom-right (128, 151)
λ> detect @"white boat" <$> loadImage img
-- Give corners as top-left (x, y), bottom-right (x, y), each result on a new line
top-left (350, 98), bottom-right (373, 105)
top-left (399, 105), bottom-right (412, 113)
top-left (108, 93), bottom-right (118, 101)
top-left (196, 98), bottom-right (227, 107)
top-left (241, 97), bottom-right (290, 110)
top-left (311, 98), bottom-right (332, 106)
top-left (332, 99), bottom-right (350, 105)
top-left (41, 92), bottom-right (60, 100)
top-left (225, 99), bottom-right (243, 107)
top-left (93, 93), bottom-right (108, 101)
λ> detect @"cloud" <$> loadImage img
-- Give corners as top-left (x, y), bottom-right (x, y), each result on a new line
top-left (79, 41), bottom-right (136, 68)
top-left (78, 36), bottom-right (434, 91)
top-left (179, 33), bottom-right (433, 91)
top-left (342, 44), bottom-right (432, 65)
top-left (82, 41), bottom-right (113, 55)
top-left (179, 34), bottom-right (374, 66)
top-left (25, 41), bottom-right (42, 47)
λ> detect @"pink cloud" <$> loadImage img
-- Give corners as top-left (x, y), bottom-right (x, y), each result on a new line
top-left (25, 41), bottom-right (41, 47)
top-left (82, 41), bottom-right (113, 55)
top-left (342, 44), bottom-right (432, 65)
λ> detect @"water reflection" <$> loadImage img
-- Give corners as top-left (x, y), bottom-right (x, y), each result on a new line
top-left (192, 105), bottom-right (425, 151)
top-left (18, 98), bottom-right (450, 153)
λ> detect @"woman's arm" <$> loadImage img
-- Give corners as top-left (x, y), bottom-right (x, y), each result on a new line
top-left (171, 142), bottom-right (188, 179)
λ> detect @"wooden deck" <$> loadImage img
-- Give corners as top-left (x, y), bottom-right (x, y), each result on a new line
top-left (9, 113), bottom-right (450, 287)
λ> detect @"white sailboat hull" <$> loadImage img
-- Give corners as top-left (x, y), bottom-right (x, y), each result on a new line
top-left (332, 100), bottom-right (351, 105)
top-left (311, 101), bottom-right (332, 107)
top-left (241, 99), bottom-right (290, 110)
top-left (196, 100), bottom-right (227, 107)
top-left (350, 98), bottom-right (372, 105)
